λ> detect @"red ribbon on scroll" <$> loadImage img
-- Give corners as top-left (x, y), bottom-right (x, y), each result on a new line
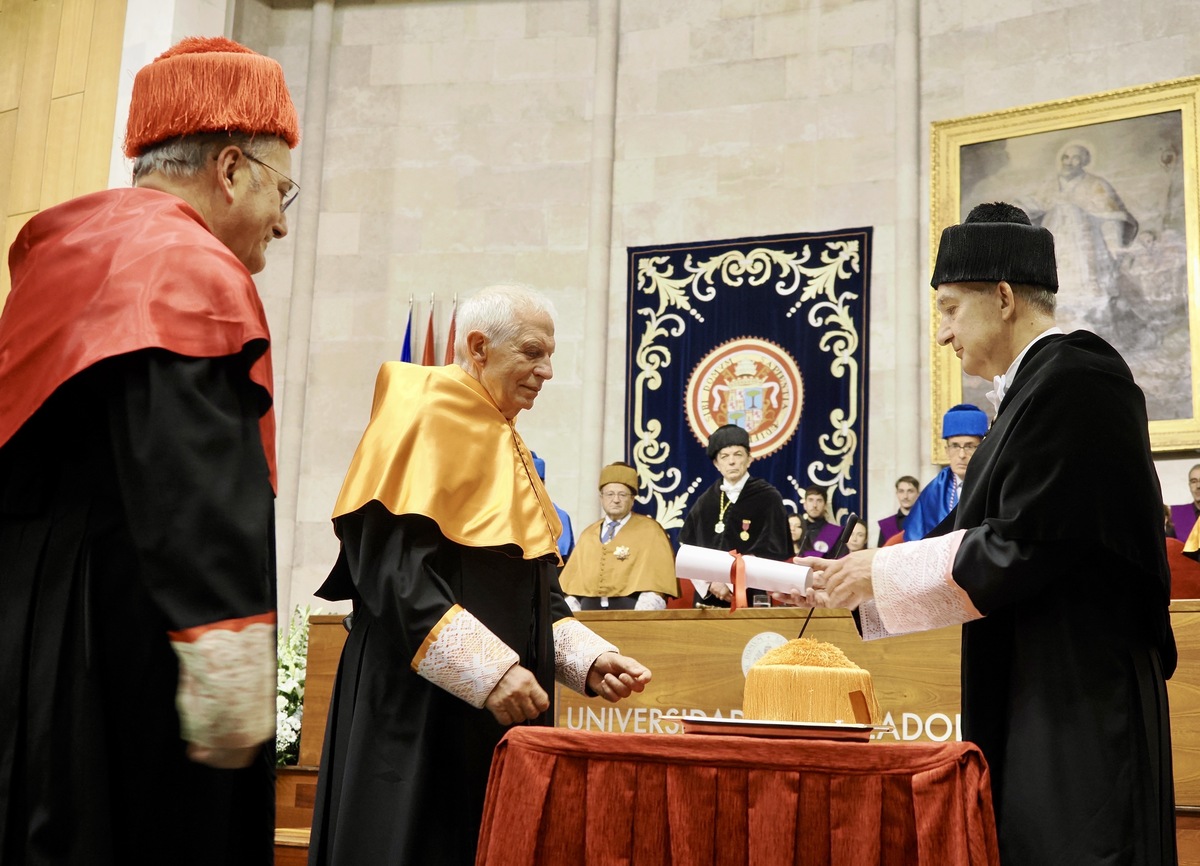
top-left (727, 550), bottom-right (747, 611)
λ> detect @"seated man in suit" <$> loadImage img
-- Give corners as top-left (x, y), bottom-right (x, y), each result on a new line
top-left (559, 462), bottom-right (678, 611)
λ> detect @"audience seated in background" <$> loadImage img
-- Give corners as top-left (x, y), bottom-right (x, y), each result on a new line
top-left (788, 512), bottom-right (804, 558)
top-left (904, 403), bottom-right (988, 541)
top-left (1169, 463), bottom-right (1200, 543)
top-left (796, 485), bottom-right (841, 557)
top-left (877, 475), bottom-right (919, 546)
top-left (841, 521), bottom-right (869, 556)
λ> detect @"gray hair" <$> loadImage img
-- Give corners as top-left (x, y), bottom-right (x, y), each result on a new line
top-left (960, 281), bottom-right (1056, 317)
top-left (131, 131), bottom-right (280, 184)
top-left (455, 285), bottom-right (557, 369)
top-left (1010, 282), bottom-right (1057, 316)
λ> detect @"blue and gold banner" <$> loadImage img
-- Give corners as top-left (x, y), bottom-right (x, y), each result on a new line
top-left (624, 228), bottom-right (871, 534)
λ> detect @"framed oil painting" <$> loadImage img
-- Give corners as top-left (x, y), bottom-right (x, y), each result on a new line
top-left (931, 76), bottom-right (1200, 457)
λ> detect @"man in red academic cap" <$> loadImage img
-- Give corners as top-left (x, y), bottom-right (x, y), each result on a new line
top-left (0, 37), bottom-right (299, 865)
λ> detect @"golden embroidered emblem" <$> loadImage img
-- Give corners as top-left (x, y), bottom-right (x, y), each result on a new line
top-left (685, 337), bottom-right (804, 459)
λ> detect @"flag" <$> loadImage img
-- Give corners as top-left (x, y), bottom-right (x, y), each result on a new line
top-left (443, 297), bottom-right (457, 365)
top-left (421, 304), bottom-right (436, 366)
top-left (400, 298), bottom-right (413, 362)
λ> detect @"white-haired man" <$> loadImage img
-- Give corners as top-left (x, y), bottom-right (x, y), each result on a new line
top-left (310, 285), bottom-right (652, 866)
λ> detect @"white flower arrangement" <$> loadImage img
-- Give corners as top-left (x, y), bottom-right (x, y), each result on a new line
top-left (276, 605), bottom-right (314, 766)
top-left (614, 545), bottom-right (631, 560)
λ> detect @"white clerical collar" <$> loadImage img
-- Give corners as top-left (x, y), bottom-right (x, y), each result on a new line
top-left (985, 326), bottom-right (1064, 412)
top-left (720, 472), bottom-right (750, 503)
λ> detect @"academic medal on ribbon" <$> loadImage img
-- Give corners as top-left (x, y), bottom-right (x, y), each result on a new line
top-left (740, 519), bottom-right (751, 542)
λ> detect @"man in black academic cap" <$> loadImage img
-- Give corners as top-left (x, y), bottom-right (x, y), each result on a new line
top-left (678, 424), bottom-right (791, 606)
top-left (789, 202), bottom-right (1176, 865)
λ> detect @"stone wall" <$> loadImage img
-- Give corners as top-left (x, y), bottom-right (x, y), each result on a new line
top-left (228, 0), bottom-right (1200, 613)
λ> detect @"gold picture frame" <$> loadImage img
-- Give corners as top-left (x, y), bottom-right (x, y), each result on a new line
top-left (930, 76), bottom-right (1200, 459)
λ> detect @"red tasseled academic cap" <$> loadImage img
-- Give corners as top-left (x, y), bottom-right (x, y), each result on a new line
top-left (123, 36), bottom-right (300, 158)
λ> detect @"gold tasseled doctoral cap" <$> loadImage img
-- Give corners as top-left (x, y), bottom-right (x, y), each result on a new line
top-left (599, 462), bottom-right (638, 493)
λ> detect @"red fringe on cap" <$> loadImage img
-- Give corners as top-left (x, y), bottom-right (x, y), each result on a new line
top-left (124, 36), bottom-right (300, 158)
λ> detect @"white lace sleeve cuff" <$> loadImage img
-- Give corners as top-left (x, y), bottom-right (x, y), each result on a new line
top-left (635, 592), bottom-right (667, 611)
top-left (413, 605), bottom-right (519, 708)
top-left (553, 618), bottom-right (619, 694)
top-left (871, 530), bottom-right (982, 634)
top-left (168, 613), bottom-right (276, 749)
top-left (856, 600), bottom-right (893, 640)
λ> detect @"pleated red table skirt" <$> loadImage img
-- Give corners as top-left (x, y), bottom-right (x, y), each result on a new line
top-left (477, 728), bottom-right (999, 866)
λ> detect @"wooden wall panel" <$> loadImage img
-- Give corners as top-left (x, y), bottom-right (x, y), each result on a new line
top-left (1170, 607), bottom-right (1200, 805)
top-left (0, 109), bottom-right (17, 229)
top-left (0, 0), bottom-right (128, 305)
top-left (0, 1), bottom-right (33, 113)
top-left (51, 0), bottom-right (95, 99)
top-left (74, 0), bottom-right (125, 195)
top-left (9, 0), bottom-right (64, 215)
top-left (41, 92), bottom-right (82, 208)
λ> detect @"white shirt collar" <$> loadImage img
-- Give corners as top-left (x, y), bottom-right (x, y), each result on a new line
top-left (984, 327), bottom-right (1064, 412)
top-left (599, 510), bottom-right (633, 538)
top-left (720, 472), bottom-right (751, 502)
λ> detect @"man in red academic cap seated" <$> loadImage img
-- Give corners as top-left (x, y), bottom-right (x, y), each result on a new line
top-left (0, 37), bottom-right (299, 865)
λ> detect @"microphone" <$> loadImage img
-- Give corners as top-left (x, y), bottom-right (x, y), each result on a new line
top-left (797, 512), bottom-right (860, 639)
top-left (828, 513), bottom-right (861, 559)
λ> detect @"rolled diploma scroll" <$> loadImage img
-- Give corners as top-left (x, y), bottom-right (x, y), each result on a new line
top-left (677, 544), bottom-right (812, 597)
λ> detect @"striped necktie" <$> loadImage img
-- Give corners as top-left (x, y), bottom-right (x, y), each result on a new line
top-left (602, 521), bottom-right (618, 543)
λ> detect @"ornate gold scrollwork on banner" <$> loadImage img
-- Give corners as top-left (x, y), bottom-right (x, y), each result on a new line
top-left (630, 242), bottom-right (862, 529)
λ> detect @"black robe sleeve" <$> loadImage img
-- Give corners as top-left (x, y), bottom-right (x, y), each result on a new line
top-left (103, 348), bottom-right (276, 629)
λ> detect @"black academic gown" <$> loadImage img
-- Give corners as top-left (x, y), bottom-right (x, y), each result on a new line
top-left (678, 477), bottom-right (791, 606)
top-left (942, 331), bottom-right (1176, 865)
top-left (308, 504), bottom-right (572, 866)
top-left (0, 351), bottom-right (276, 865)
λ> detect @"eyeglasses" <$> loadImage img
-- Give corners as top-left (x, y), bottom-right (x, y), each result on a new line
top-left (243, 151), bottom-right (300, 213)
top-left (946, 442), bottom-right (979, 455)
top-left (601, 491), bottom-right (632, 501)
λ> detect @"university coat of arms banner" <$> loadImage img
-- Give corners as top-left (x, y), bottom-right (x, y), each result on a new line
top-left (624, 228), bottom-right (872, 536)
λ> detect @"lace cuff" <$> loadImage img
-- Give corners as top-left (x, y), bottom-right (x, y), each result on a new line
top-left (635, 592), bottom-right (666, 611)
top-left (856, 600), bottom-right (892, 640)
top-left (553, 618), bottom-right (618, 694)
top-left (168, 613), bottom-right (276, 749)
top-left (871, 530), bottom-right (982, 634)
top-left (413, 605), bottom-right (519, 708)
